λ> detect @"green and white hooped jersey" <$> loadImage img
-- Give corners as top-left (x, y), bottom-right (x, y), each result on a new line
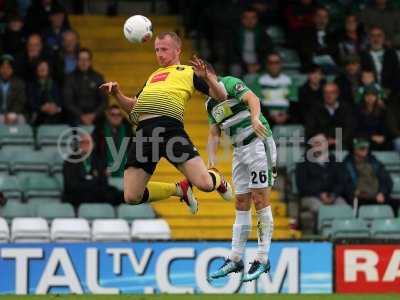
top-left (206, 76), bottom-right (272, 147)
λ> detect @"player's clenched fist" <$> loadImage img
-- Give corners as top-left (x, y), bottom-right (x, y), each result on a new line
top-left (99, 81), bottom-right (121, 95)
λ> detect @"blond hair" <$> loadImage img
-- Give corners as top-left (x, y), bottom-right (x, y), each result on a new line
top-left (156, 32), bottom-right (182, 48)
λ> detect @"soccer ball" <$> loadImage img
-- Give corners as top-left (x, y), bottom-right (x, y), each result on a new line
top-left (123, 15), bottom-right (153, 43)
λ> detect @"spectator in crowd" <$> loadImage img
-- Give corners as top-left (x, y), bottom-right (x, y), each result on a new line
top-left (248, 0), bottom-right (280, 27)
top-left (386, 96), bottom-right (400, 152)
top-left (63, 132), bottom-right (124, 206)
top-left (337, 14), bottom-right (368, 62)
top-left (360, 26), bottom-right (400, 95)
top-left (299, 6), bottom-right (338, 73)
top-left (0, 55), bottom-right (27, 124)
top-left (15, 33), bottom-right (48, 82)
top-left (229, 7), bottom-right (274, 76)
top-left (334, 55), bottom-right (362, 107)
top-left (2, 15), bottom-right (26, 56)
top-left (52, 29), bottom-right (79, 84)
top-left (27, 60), bottom-right (63, 125)
top-left (358, 0), bottom-right (400, 43)
top-left (343, 137), bottom-right (394, 209)
top-left (42, 5), bottom-right (70, 53)
top-left (92, 105), bottom-right (134, 178)
top-left (306, 82), bottom-right (353, 148)
top-left (63, 48), bottom-right (107, 125)
top-left (296, 133), bottom-right (347, 233)
top-left (25, 0), bottom-right (67, 34)
top-left (253, 52), bottom-right (297, 125)
top-left (355, 86), bottom-right (388, 150)
top-left (285, 0), bottom-right (316, 47)
top-left (355, 68), bottom-right (386, 104)
top-left (296, 64), bottom-right (325, 123)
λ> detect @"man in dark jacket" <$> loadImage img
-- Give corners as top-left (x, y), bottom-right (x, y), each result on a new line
top-left (334, 55), bottom-right (362, 108)
top-left (296, 133), bottom-right (347, 233)
top-left (63, 132), bottom-right (123, 206)
top-left (295, 64), bottom-right (325, 123)
top-left (229, 7), bottom-right (274, 76)
top-left (306, 82), bottom-right (353, 148)
top-left (0, 55), bottom-right (27, 124)
top-left (298, 6), bottom-right (338, 72)
top-left (343, 137), bottom-right (394, 209)
top-left (63, 48), bottom-right (107, 125)
top-left (360, 26), bottom-right (400, 95)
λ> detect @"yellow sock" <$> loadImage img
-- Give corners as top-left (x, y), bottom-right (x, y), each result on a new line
top-left (208, 168), bottom-right (222, 190)
top-left (146, 181), bottom-right (177, 202)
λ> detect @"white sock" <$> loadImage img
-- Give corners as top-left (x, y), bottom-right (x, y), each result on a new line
top-left (256, 206), bottom-right (274, 264)
top-left (230, 210), bottom-right (251, 262)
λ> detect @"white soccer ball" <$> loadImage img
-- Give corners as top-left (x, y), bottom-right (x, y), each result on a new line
top-left (123, 15), bottom-right (153, 43)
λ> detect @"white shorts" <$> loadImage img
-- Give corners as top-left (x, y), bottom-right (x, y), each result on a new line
top-left (232, 137), bottom-right (277, 194)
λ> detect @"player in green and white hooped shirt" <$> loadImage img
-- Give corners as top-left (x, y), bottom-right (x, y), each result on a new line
top-left (206, 71), bottom-right (277, 283)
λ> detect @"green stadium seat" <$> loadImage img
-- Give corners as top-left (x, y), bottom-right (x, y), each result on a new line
top-left (117, 203), bottom-right (156, 221)
top-left (79, 125), bottom-right (94, 135)
top-left (371, 219), bottom-right (400, 239)
top-left (290, 73), bottom-right (308, 87)
top-left (0, 150), bottom-right (10, 173)
top-left (331, 219), bottom-right (370, 238)
top-left (109, 177), bottom-right (123, 190)
top-left (35, 202), bottom-right (75, 220)
top-left (1, 202), bottom-right (33, 221)
top-left (18, 174), bottom-right (61, 200)
top-left (318, 205), bottom-right (353, 233)
top-left (36, 124), bottom-right (71, 147)
top-left (0, 175), bottom-right (22, 200)
top-left (372, 151), bottom-right (400, 172)
top-left (0, 125), bottom-right (34, 147)
top-left (267, 26), bottom-right (286, 45)
top-left (78, 203), bottom-right (115, 220)
top-left (10, 150), bottom-right (50, 174)
top-left (391, 173), bottom-right (400, 199)
top-left (278, 48), bottom-right (301, 70)
top-left (359, 205), bottom-right (394, 221)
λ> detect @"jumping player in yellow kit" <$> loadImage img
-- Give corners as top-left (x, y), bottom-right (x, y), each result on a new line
top-left (100, 32), bottom-right (233, 214)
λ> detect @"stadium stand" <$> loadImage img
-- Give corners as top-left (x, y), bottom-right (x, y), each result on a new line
top-left (331, 219), bottom-right (370, 238)
top-left (11, 217), bottom-right (50, 243)
top-left (35, 202), bottom-right (75, 220)
top-left (371, 218), bottom-right (400, 239)
top-left (318, 205), bottom-right (354, 236)
top-left (117, 203), bottom-right (156, 221)
top-left (358, 205), bottom-right (395, 222)
top-left (131, 219), bottom-right (171, 240)
top-left (0, 217), bottom-right (9, 243)
top-left (51, 218), bottom-right (91, 242)
top-left (78, 203), bottom-right (115, 220)
top-left (92, 219), bottom-right (131, 242)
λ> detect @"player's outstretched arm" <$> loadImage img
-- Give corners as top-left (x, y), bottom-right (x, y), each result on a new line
top-left (242, 91), bottom-right (268, 140)
top-left (207, 124), bottom-right (221, 168)
top-left (99, 81), bottom-right (137, 113)
top-left (191, 55), bottom-right (227, 101)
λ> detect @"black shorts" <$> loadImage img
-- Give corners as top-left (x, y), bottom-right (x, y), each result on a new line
top-left (125, 116), bottom-right (200, 175)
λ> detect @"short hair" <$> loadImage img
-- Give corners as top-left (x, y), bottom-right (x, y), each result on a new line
top-left (369, 25), bottom-right (385, 34)
top-left (305, 63), bottom-right (322, 74)
top-left (267, 51), bottom-right (281, 61)
top-left (241, 7), bottom-right (258, 16)
top-left (156, 32), bottom-right (182, 48)
top-left (79, 47), bottom-right (92, 59)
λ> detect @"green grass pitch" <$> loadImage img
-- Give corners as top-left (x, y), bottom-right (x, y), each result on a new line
top-left (0, 295), bottom-right (399, 300)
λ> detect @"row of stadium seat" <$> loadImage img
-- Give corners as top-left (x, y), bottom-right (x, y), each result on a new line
top-left (0, 217), bottom-right (171, 243)
top-left (0, 124), bottom-right (94, 149)
top-left (319, 204), bottom-right (400, 236)
top-left (327, 218), bottom-right (400, 239)
top-left (0, 202), bottom-right (155, 222)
